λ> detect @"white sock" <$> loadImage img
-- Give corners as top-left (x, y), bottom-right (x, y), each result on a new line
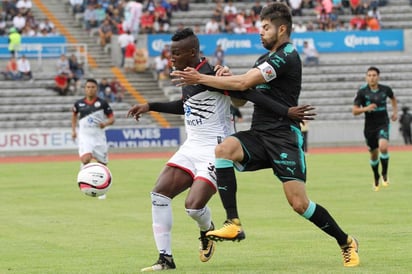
top-left (151, 192), bottom-right (173, 255)
top-left (186, 206), bottom-right (212, 232)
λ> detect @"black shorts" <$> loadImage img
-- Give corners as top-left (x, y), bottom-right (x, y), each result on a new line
top-left (364, 124), bottom-right (390, 151)
top-left (233, 125), bottom-right (306, 183)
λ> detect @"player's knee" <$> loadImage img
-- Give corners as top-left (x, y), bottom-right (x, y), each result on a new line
top-left (290, 200), bottom-right (308, 215)
top-left (185, 197), bottom-right (204, 209)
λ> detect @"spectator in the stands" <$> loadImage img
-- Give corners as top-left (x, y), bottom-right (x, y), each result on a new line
top-left (213, 44), bottom-right (225, 66)
top-left (118, 30), bottom-right (134, 67)
top-left (3, 0), bottom-right (18, 22)
top-left (349, 0), bottom-right (362, 14)
top-left (12, 12), bottom-right (26, 32)
top-left (16, 0), bottom-right (32, 16)
top-left (349, 13), bottom-right (367, 30)
top-left (336, 20), bottom-right (350, 31)
top-left (69, 54), bottom-right (84, 93)
top-left (153, 51), bottom-right (169, 80)
top-left (0, 15), bottom-right (7, 36)
top-left (302, 40), bottom-right (319, 66)
top-left (123, 0), bottom-right (143, 38)
top-left (365, 14), bottom-right (380, 30)
top-left (140, 8), bottom-right (155, 34)
top-left (98, 77), bottom-right (114, 102)
top-left (2, 55), bottom-right (20, 80)
top-left (21, 24), bottom-right (36, 36)
top-left (38, 17), bottom-right (55, 33)
top-left (84, 4), bottom-right (98, 31)
top-left (17, 54), bottom-right (33, 81)
top-left (124, 40), bottom-right (136, 73)
top-left (70, 0), bottom-right (85, 15)
top-left (177, 0), bottom-right (189, 11)
top-left (95, 4), bottom-right (106, 27)
top-left (294, 21), bottom-right (307, 33)
top-left (251, 0), bottom-right (263, 19)
top-left (154, 12), bottom-right (170, 34)
top-left (368, 6), bottom-right (381, 26)
top-left (25, 10), bottom-right (38, 29)
top-left (56, 54), bottom-right (73, 79)
top-left (53, 72), bottom-right (70, 96)
top-left (205, 16), bottom-right (220, 34)
top-left (109, 77), bottom-right (126, 102)
top-left (223, 0), bottom-right (237, 17)
top-left (98, 18), bottom-right (113, 47)
top-left (8, 27), bottom-right (21, 57)
top-left (289, 0), bottom-right (303, 16)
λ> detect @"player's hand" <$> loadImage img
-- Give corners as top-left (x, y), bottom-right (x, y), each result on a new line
top-left (170, 67), bottom-right (200, 86)
top-left (72, 131), bottom-right (77, 140)
top-left (366, 103), bottom-right (377, 112)
top-left (287, 105), bottom-right (316, 122)
top-left (127, 103), bottom-right (149, 122)
top-left (214, 65), bottom-right (232, 77)
top-left (391, 112), bottom-right (398, 121)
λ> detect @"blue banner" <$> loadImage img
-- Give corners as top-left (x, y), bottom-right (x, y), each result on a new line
top-left (147, 33), bottom-right (264, 57)
top-left (0, 36), bottom-right (67, 58)
top-left (106, 127), bottom-right (180, 148)
top-left (147, 30), bottom-right (403, 57)
top-left (292, 30), bottom-right (403, 53)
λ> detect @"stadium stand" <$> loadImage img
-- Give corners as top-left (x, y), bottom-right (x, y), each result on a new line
top-left (1, 0), bottom-right (412, 132)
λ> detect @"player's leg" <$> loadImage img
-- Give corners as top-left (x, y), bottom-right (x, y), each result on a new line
top-left (185, 179), bottom-right (216, 262)
top-left (141, 166), bottom-right (193, 272)
top-left (378, 131), bottom-right (390, 186)
top-left (206, 136), bottom-right (246, 242)
top-left (283, 181), bottom-right (359, 267)
top-left (366, 131), bottom-right (380, 190)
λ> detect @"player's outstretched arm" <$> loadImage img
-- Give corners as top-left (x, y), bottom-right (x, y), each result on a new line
top-left (127, 100), bottom-right (185, 122)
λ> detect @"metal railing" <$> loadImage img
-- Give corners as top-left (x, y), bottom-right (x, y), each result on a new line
top-left (0, 43), bottom-right (88, 72)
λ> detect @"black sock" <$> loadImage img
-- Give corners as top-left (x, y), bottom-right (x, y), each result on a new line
top-left (215, 159), bottom-right (238, 220)
top-left (370, 159), bottom-right (380, 185)
top-left (380, 153), bottom-right (389, 179)
top-left (308, 203), bottom-right (348, 246)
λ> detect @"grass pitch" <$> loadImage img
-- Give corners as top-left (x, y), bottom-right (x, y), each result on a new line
top-left (1, 151), bottom-right (411, 273)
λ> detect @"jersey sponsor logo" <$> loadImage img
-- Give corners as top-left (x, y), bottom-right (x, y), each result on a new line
top-left (186, 118), bottom-right (203, 126)
top-left (257, 61), bottom-right (276, 82)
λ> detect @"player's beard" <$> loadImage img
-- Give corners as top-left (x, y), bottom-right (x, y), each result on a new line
top-left (262, 28), bottom-right (279, 51)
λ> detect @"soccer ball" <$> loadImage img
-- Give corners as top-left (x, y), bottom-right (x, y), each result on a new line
top-left (77, 163), bottom-right (112, 197)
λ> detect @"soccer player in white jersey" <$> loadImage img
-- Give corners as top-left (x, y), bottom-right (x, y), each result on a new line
top-left (72, 78), bottom-right (115, 199)
top-left (127, 28), bottom-right (314, 272)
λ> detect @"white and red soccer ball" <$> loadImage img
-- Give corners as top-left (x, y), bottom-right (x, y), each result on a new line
top-left (77, 163), bottom-right (112, 197)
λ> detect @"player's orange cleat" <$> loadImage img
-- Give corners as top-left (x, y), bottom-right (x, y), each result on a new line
top-left (206, 218), bottom-right (245, 242)
top-left (341, 236), bottom-right (360, 267)
top-left (199, 222), bottom-right (216, 262)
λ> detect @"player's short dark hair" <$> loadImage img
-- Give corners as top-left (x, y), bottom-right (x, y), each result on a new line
top-left (85, 78), bottom-right (98, 86)
top-left (171, 27), bottom-right (199, 51)
top-left (367, 66), bottom-right (380, 75)
top-left (260, 2), bottom-right (292, 36)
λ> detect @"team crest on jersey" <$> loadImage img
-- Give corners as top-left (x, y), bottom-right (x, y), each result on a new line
top-left (184, 105), bottom-right (192, 117)
top-left (258, 61), bottom-right (276, 82)
top-left (94, 101), bottom-right (101, 108)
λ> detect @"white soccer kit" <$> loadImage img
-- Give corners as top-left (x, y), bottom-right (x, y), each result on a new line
top-left (73, 98), bottom-right (114, 164)
top-left (167, 90), bottom-right (234, 189)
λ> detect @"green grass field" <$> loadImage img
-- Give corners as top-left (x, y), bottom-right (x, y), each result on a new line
top-left (1, 151), bottom-right (411, 274)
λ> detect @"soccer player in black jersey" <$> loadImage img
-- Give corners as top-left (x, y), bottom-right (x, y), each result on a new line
top-left (128, 28), bottom-right (314, 272)
top-left (171, 2), bottom-right (360, 267)
top-left (353, 66), bottom-right (398, 191)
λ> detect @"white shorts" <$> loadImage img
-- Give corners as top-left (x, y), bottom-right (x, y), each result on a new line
top-left (167, 140), bottom-right (217, 191)
top-left (78, 135), bottom-right (108, 164)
